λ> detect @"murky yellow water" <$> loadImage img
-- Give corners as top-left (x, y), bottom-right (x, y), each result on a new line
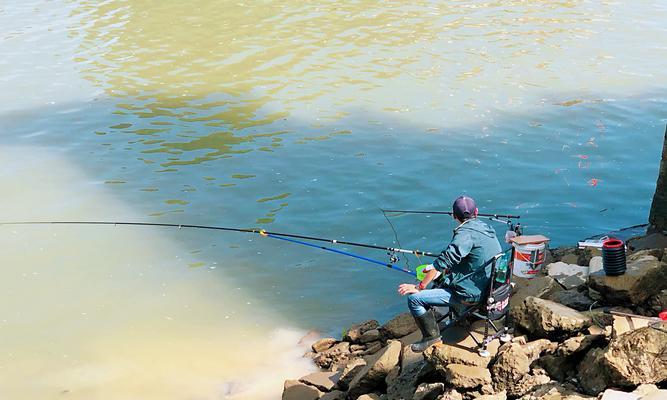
top-left (0, 147), bottom-right (315, 399)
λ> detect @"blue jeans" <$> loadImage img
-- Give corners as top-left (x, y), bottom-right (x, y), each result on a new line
top-left (407, 288), bottom-right (453, 317)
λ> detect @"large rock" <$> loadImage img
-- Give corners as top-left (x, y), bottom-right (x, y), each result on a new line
top-left (439, 389), bottom-right (463, 400)
top-left (282, 380), bottom-right (323, 400)
top-left (312, 338), bottom-right (338, 353)
top-left (490, 339), bottom-right (555, 392)
top-left (381, 312), bottom-right (418, 339)
top-left (345, 320), bottom-right (380, 343)
top-left (299, 371), bottom-right (340, 392)
top-left (348, 340), bottom-right (401, 399)
top-left (491, 343), bottom-right (531, 392)
top-left (508, 373), bottom-right (552, 398)
top-left (518, 383), bottom-right (595, 400)
top-left (444, 363), bottom-right (492, 389)
top-left (314, 341), bottom-right (351, 370)
top-left (336, 357), bottom-right (366, 390)
top-left (538, 334), bottom-right (603, 381)
top-left (424, 321), bottom-right (502, 371)
top-left (577, 325), bottom-right (667, 395)
top-left (548, 289), bottom-right (594, 311)
top-left (587, 251), bottom-right (667, 304)
top-left (320, 390), bottom-right (345, 400)
top-left (511, 276), bottom-right (562, 309)
top-left (359, 329), bottom-right (381, 344)
top-left (514, 297), bottom-right (592, 339)
top-left (547, 262), bottom-right (589, 289)
top-left (412, 382), bottom-right (445, 400)
top-left (386, 360), bottom-right (432, 400)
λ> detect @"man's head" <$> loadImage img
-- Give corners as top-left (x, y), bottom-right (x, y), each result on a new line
top-left (452, 195), bottom-right (478, 222)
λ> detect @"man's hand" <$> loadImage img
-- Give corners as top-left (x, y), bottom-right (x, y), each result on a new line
top-left (398, 283), bottom-right (420, 296)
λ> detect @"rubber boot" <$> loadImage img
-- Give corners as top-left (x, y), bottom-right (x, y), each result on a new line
top-left (411, 311), bottom-right (441, 352)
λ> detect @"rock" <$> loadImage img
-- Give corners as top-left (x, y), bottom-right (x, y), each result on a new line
top-left (320, 390), bottom-right (345, 400)
top-left (360, 329), bottom-right (381, 344)
top-left (424, 321), bottom-right (501, 370)
top-left (399, 332), bottom-right (424, 370)
top-left (508, 373), bottom-right (552, 398)
top-left (412, 382), bottom-right (445, 400)
top-left (336, 357), bottom-right (366, 390)
top-left (345, 320), bottom-right (380, 343)
top-left (548, 290), bottom-right (594, 311)
top-left (557, 334), bottom-right (603, 356)
top-left (518, 383), bottom-right (595, 400)
top-left (514, 297), bottom-right (592, 339)
top-left (314, 341), bottom-right (351, 370)
top-left (550, 246), bottom-right (597, 267)
top-left (381, 312), bottom-right (418, 339)
top-left (438, 389), bottom-right (463, 400)
top-left (282, 380), bottom-right (323, 400)
top-left (647, 289), bottom-right (667, 313)
top-left (522, 339), bottom-right (557, 360)
top-left (363, 341), bottom-right (383, 355)
top-left (600, 389), bottom-right (640, 400)
top-left (547, 262), bottom-right (590, 289)
top-left (386, 360), bottom-right (431, 400)
top-left (588, 251), bottom-right (667, 305)
top-left (511, 276), bottom-right (562, 309)
top-left (577, 325), bottom-right (667, 395)
top-left (312, 338), bottom-right (338, 353)
top-left (348, 340), bottom-right (401, 399)
top-left (589, 256), bottom-right (603, 274)
top-left (357, 394), bottom-right (381, 400)
top-left (476, 392), bottom-right (506, 400)
top-left (491, 343), bottom-right (531, 392)
top-left (444, 363), bottom-right (492, 389)
top-left (299, 371), bottom-right (340, 392)
top-left (632, 384), bottom-right (667, 399)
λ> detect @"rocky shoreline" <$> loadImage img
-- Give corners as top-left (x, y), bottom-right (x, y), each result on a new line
top-left (283, 238), bottom-right (667, 400)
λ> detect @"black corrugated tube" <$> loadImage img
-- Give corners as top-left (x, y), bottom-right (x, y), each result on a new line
top-left (602, 238), bottom-right (626, 276)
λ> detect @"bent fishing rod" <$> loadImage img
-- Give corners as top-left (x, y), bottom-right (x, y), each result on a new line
top-left (0, 220), bottom-right (437, 261)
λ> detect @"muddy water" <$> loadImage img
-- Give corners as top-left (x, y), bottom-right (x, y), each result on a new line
top-left (1, 1), bottom-right (667, 399)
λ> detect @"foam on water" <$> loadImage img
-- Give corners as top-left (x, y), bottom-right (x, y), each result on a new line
top-left (0, 146), bottom-right (316, 400)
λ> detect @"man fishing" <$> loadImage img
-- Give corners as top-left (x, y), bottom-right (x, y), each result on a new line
top-left (397, 195), bottom-right (502, 352)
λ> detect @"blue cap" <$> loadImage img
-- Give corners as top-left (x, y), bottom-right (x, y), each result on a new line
top-left (453, 196), bottom-right (476, 220)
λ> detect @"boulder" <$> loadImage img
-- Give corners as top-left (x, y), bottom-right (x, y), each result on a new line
top-left (335, 357), bottom-right (366, 391)
top-left (476, 393), bottom-right (506, 400)
top-left (348, 340), bottom-right (401, 399)
top-left (345, 320), bottom-right (380, 343)
top-left (600, 389), bottom-right (640, 400)
top-left (511, 276), bottom-right (562, 309)
top-left (518, 383), bottom-right (595, 400)
top-left (314, 341), bottom-right (351, 370)
top-left (424, 322), bottom-right (501, 370)
top-left (587, 251), bottom-right (667, 305)
top-left (357, 394), bottom-right (381, 400)
top-left (491, 343), bottom-right (531, 392)
top-left (320, 390), bottom-right (345, 400)
top-left (312, 338), bottom-right (338, 353)
top-left (508, 373), bottom-right (552, 398)
top-left (363, 341), bottom-right (383, 355)
top-left (398, 331), bottom-right (424, 370)
top-left (514, 297), bottom-right (592, 339)
top-left (360, 329), bottom-right (381, 344)
top-left (282, 380), bottom-right (323, 400)
top-left (547, 262), bottom-right (589, 289)
top-left (538, 334), bottom-right (604, 382)
top-left (412, 382), bottom-right (445, 400)
top-left (577, 325), bottom-right (667, 395)
top-left (444, 363), bottom-right (491, 390)
top-left (439, 389), bottom-right (463, 400)
top-left (299, 371), bottom-right (340, 392)
top-left (381, 312), bottom-right (418, 339)
top-left (548, 290), bottom-right (594, 311)
top-left (386, 360), bottom-right (431, 400)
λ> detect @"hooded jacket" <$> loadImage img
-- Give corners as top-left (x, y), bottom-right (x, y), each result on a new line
top-left (432, 218), bottom-right (502, 302)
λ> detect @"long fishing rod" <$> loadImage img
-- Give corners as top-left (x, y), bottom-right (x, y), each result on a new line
top-left (381, 209), bottom-right (521, 220)
top-left (0, 220), bottom-right (438, 258)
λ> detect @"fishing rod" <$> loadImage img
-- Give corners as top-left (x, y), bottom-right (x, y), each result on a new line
top-left (0, 220), bottom-right (439, 258)
top-left (381, 209), bottom-right (521, 220)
